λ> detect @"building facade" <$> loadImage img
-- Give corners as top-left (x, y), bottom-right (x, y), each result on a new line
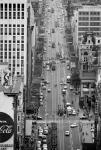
top-left (72, 5), bottom-right (101, 49)
top-left (0, 0), bottom-right (27, 84)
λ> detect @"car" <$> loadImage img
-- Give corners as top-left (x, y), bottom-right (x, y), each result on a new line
top-left (72, 110), bottom-right (76, 115)
top-left (52, 28), bottom-right (55, 33)
top-left (62, 89), bottom-right (66, 94)
top-left (47, 88), bottom-right (51, 92)
top-left (42, 86), bottom-right (46, 90)
top-left (70, 86), bottom-right (73, 90)
top-left (91, 128), bottom-right (94, 132)
top-left (40, 101), bottom-right (43, 106)
top-left (66, 75), bottom-right (71, 83)
top-left (44, 124), bottom-right (48, 130)
top-left (65, 131), bottom-right (70, 136)
top-left (39, 133), bottom-right (44, 137)
top-left (43, 144), bottom-right (47, 148)
top-left (70, 123), bottom-right (78, 128)
top-left (52, 65), bottom-right (56, 71)
top-left (67, 65), bottom-right (70, 70)
top-left (46, 66), bottom-right (50, 71)
top-left (43, 139), bottom-right (47, 143)
top-left (79, 115), bottom-right (88, 120)
top-left (43, 148), bottom-right (47, 150)
top-left (64, 85), bottom-right (67, 89)
top-left (44, 129), bottom-right (48, 134)
top-left (66, 102), bottom-right (71, 107)
top-left (37, 116), bottom-right (42, 120)
top-left (52, 42), bottom-right (55, 48)
top-left (40, 95), bottom-right (44, 99)
top-left (42, 135), bottom-right (47, 139)
top-left (40, 92), bottom-right (43, 96)
top-left (37, 148), bottom-right (41, 150)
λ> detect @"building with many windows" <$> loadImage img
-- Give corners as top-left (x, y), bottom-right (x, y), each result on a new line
top-left (0, 0), bottom-right (27, 84)
top-left (72, 5), bottom-right (101, 51)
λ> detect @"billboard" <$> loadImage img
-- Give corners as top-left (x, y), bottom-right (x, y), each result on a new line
top-left (0, 92), bottom-right (14, 150)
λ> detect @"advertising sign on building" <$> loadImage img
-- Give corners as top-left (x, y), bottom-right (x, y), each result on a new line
top-left (0, 92), bottom-right (14, 150)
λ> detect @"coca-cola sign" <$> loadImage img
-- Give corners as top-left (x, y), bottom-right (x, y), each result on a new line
top-left (0, 112), bottom-right (14, 143)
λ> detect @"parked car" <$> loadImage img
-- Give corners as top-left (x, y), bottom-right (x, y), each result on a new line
top-left (65, 131), bottom-right (70, 136)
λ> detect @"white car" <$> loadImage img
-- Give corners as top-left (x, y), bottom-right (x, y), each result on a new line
top-left (39, 133), bottom-right (43, 137)
top-left (42, 86), bottom-right (46, 90)
top-left (40, 101), bottom-right (43, 106)
top-left (72, 110), bottom-right (76, 115)
top-left (66, 102), bottom-right (71, 107)
top-left (91, 128), bottom-right (94, 132)
top-left (65, 131), bottom-right (70, 136)
top-left (46, 66), bottom-right (50, 71)
top-left (43, 148), bottom-right (47, 150)
top-left (62, 89), bottom-right (66, 94)
top-left (44, 129), bottom-right (48, 134)
top-left (70, 123), bottom-right (78, 128)
top-left (47, 88), bottom-right (51, 92)
top-left (64, 85), bottom-right (68, 89)
top-left (43, 144), bottom-right (47, 148)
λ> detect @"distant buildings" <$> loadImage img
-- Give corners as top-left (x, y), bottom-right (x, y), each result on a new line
top-left (0, 0), bottom-right (27, 84)
top-left (72, 5), bottom-right (101, 51)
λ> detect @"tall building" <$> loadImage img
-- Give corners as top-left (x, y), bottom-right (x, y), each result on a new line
top-left (0, 0), bottom-right (27, 84)
top-left (72, 5), bottom-right (101, 49)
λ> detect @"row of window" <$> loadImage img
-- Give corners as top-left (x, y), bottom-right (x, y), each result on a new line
top-left (79, 11), bottom-right (100, 16)
top-left (0, 52), bottom-right (24, 59)
top-left (0, 11), bottom-right (24, 19)
top-left (79, 17), bottom-right (100, 21)
top-left (78, 32), bottom-right (101, 37)
top-left (0, 43), bottom-right (24, 51)
top-left (0, 3), bottom-right (24, 11)
top-left (79, 22), bottom-right (101, 26)
top-left (0, 28), bottom-right (24, 35)
top-left (78, 27), bottom-right (101, 31)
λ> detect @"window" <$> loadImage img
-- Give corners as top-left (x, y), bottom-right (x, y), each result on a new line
top-left (0, 4), bottom-right (3, 11)
top-left (13, 28), bottom-right (16, 35)
top-left (5, 52), bottom-right (7, 58)
top-left (21, 4), bottom-right (24, 11)
top-left (21, 67), bottom-right (24, 74)
top-left (13, 36), bottom-right (16, 43)
top-left (21, 60), bottom-right (24, 66)
top-left (18, 115), bottom-right (20, 121)
top-left (21, 12), bottom-right (24, 19)
top-left (5, 44), bottom-right (7, 51)
top-left (5, 11), bottom-right (7, 19)
top-left (9, 52), bottom-right (11, 58)
top-left (79, 17), bottom-right (89, 21)
top-left (17, 12), bottom-right (20, 19)
top-left (21, 28), bottom-right (24, 35)
top-left (17, 4), bottom-right (20, 11)
top-left (5, 4), bottom-right (7, 11)
top-left (17, 52), bottom-right (20, 59)
top-left (98, 40), bottom-right (100, 43)
top-left (13, 4), bottom-right (16, 11)
top-left (0, 24), bottom-right (3, 35)
top-left (21, 56), bottom-right (24, 59)
top-left (17, 27), bottom-right (20, 35)
top-left (9, 4), bottom-right (12, 11)
top-left (13, 12), bottom-right (16, 19)
top-left (17, 125), bottom-right (20, 132)
top-left (9, 11), bottom-right (12, 19)
top-left (79, 22), bottom-right (89, 26)
top-left (5, 25), bottom-right (7, 35)
top-left (0, 11), bottom-right (3, 19)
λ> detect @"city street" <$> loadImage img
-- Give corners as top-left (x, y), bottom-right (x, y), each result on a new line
top-left (38, 0), bottom-right (81, 150)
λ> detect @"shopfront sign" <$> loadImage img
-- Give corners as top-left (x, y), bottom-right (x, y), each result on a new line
top-left (0, 112), bottom-right (14, 143)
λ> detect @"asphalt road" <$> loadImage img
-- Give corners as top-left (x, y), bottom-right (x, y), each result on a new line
top-left (38, 0), bottom-right (81, 150)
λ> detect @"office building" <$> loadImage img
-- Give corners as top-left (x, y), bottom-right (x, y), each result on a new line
top-left (72, 5), bottom-right (101, 50)
top-left (0, 0), bottom-right (27, 84)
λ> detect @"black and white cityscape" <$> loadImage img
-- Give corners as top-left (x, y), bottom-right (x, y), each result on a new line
top-left (0, 0), bottom-right (101, 150)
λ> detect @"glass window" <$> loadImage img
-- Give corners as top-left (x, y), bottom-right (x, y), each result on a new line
top-left (17, 52), bottom-right (20, 59)
top-left (21, 28), bottom-right (24, 35)
top-left (0, 11), bottom-right (3, 19)
top-left (13, 28), bottom-right (16, 35)
top-left (0, 4), bottom-right (3, 11)
top-left (17, 12), bottom-right (20, 19)
top-left (13, 4), bottom-right (16, 11)
top-left (21, 12), bottom-right (24, 19)
top-left (17, 4), bottom-right (20, 11)
top-left (9, 27), bottom-right (12, 35)
top-left (13, 36), bottom-right (16, 43)
top-left (21, 4), bottom-right (24, 11)
top-left (5, 12), bottom-right (7, 19)
top-left (5, 52), bottom-right (7, 58)
top-left (5, 28), bottom-right (7, 35)
top-left (9, 12), bottom-right (12, 19)
top-left (21, 60), bottom-right (24, 66)
top-left (5, 44), bottom-right (7, 51)
top-left (5, 4), bottom-right (7, 11)
top-left (13, 12), bottom-right (16, 19)
top-left (17, 28), bottom-right (20, 35)
top-left (9, 4), bottom-right (12, 11)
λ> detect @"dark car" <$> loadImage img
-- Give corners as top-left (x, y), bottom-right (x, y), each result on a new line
top-left (52, 42), bottom-right (56, 48)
